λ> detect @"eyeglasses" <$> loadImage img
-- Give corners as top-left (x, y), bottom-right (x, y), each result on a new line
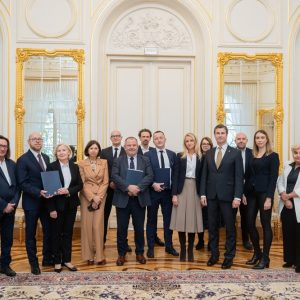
top-left (30, 138), bottom-right (43, 142)
top-left (0, 144), bottom-right (8, 149)
top-left (111, 135), bottom-right (121, 138)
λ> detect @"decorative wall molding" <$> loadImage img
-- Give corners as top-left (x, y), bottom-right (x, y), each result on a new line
top-left (108, 7), bottom-right (194, 54)
top-left (288, 0), bottom-right (300, 23)
top-left (0, 0), bottom-right (12, 16)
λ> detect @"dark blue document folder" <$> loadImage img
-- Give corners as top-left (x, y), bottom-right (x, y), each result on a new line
top-left (153, 168), bottom-right (171, 189)
top-left (41, 171), bottom-right (62, 197)
top-left (126, 169), bottom-right (144, 185)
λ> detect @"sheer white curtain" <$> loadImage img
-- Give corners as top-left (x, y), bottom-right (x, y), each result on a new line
top-left (224, 83), bottom-right (257, 146)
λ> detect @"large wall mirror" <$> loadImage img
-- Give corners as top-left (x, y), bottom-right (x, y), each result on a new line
top-left (15, 49), bottom-right (85, 161)
top-left (217, 53), bottom-right (283, 165)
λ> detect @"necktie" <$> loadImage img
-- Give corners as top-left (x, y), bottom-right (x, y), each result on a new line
top-left (160, 150), bottom-right (165, 168)
top-left (113, 148), bottom-right (118, 159)
top-left (129, 157), bottom-right (135, 169)
top-left (216, 147), bottom-right (222, 169)
top-left (37, 154), bottom-right (45, 171)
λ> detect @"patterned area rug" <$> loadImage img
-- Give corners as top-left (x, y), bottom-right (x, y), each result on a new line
top-left (0, 269), bottom-right (300, 299)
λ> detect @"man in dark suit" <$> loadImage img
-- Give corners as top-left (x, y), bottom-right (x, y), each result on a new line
top-left (145, 131), bottom-right (179, 258)
top-left (0, 135), bottom-right (21, 277)
top-left (138, 128), bottom-right (164, 247)
top-left (16, 132), bottom-right (52, 275)
top-left (112, 137), bottom-right (153, 266)
top-left (235, 132), bottom-right (253, 250)
top-left (100, 130), bottom-right (127, 246)
top-left (200, 124), bottom-right (243, 269)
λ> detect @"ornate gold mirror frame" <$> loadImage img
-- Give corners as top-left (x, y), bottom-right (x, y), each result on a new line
top-left (217, 52), bottom-right (283, 166)
top-left (15, 48), bottom-right (85, 160)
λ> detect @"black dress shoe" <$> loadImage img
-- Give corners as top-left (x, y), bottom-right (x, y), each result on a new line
top-left (147, 248), bottom-right (154, 258)
top-left (253, 257), bottom-right (270, 269)
top-left (207, 256), bottom-right (219, 266)
top-left (126, 245), bottom-right (132, 253)
top-left (155, 236), bottom-right (165, 247)
top-left (221, 258), bottom-right (233, 269)
top-left (31, 265), bottom-right (41, 275)
top-left (0, 266), bottom-right (16, 277)
top-left (243, 241), bottom-right (253, 251)
top-left (282, 262), bottom-right (294, 268)
top-left (63, 263), bottom-right (77, 271)
top-left (295, 266), bottom-right (300, 273)
top-left (195, 241), bottom-right (204, 250)
top-left (246, 253), bottom-right (261, 265)
top-left (165, 247), bottom-right (179, 256)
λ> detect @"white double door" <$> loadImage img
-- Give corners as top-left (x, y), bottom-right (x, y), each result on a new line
top-left (109, 58), bottom-right (194, 153)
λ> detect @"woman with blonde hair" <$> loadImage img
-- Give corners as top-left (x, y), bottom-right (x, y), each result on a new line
top-left (46, 143), bottom-right (83, 273)
top-left (244, 130), bottom-right (279, 269)
top-left (277, 144), bottom-right (300, 273)
top-left (170, 133), bottom-right (203, 261)
top-left (78, 140), bottom-right (109, 265)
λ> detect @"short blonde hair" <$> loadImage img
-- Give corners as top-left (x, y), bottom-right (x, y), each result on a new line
top-left (291, 144), bottom-right (300, 152)
top-left (54, 143), bottom-right (72, 159)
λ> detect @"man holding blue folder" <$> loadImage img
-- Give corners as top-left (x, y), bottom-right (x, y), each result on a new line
top-left (112, 137), bottom-right (153, 266)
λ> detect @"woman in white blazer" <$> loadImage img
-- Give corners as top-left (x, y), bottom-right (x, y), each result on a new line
top-left (277, 144), bottom-right (300, 273)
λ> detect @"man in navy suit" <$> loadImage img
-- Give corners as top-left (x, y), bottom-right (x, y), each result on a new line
top-left (200, 124), bottom-right (243, 269)
top-left (112, 137), bottom-right (153, 266)
top-left (0, 135), bottom-right (21, 277)
top-left (235, 132), bottom-right (253, 250)
top-left (16, 132), bottom-right (52, 275)
top-left (145, 131), bottom-right (179, 258)
top-left (138, 128), bottom-right (164, 247)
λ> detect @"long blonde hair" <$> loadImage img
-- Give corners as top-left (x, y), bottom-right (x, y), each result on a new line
top-left (252, 130), bottom-right (273, 157)
top-left (181, 133), bottom-right (200, 159)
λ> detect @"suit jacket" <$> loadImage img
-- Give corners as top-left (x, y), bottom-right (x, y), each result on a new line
top-left (16, 150), bottom-right (50, 210)
top-left (0, 159), bottom-right (21, 216)
top-left (100, 146), bottom-right (126, 180)
top-left (277, 161), bottom-right (300, 223)
top-left (78, 158), bottom-right (109, 202)
top-left (200, 145), bottom-right (244, 201)
top-left (172, 153), bottom-right (201, 196)
top-left (137, 146), bottom-right (155, 156)
top-left (244, 152), bottom-right (279, 199)
top-left (111, 154), bottom-right (153, 208)
top-left (46, 160), bottom-right (83, 212)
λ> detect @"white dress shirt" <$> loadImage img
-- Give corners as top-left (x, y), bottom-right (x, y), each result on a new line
top-left (0, 159), bottom-right (11, 185)
top-left (30, 148), bottom-right (46, 170)
top-left (156, 148), bottom-right (170, 168)
top-left (214, 143), bottom-right (228, 163)
top-left (60, 162), bottom-right (71, 188)
top-left (185, 154), bottom-right (196, 178)
top-left (112, 145), bottom-right (122, 158)
top-left (127, 155), bottom-right (137, 170)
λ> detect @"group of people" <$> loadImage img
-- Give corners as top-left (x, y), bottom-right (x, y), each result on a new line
top-left (0, 124), bottom-right (299, 277)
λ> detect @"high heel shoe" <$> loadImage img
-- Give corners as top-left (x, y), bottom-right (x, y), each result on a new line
top-left (253, 256), bottom-right (269, 269)
top-left (54, 264), bottom-right (62, 273)
top-left (246, 253), bottom-right (261, 265)
top-left (63, 263), bottom-right (77, 271)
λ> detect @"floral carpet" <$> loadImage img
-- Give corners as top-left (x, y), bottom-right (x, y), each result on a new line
top-left (0, 269), bottom-right (300, 299)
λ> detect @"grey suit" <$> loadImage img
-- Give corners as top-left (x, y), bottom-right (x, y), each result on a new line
top-left (111, 154), bottom-right (153, 256)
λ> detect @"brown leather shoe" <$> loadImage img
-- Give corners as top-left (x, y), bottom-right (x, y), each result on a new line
top-left (116, 256), bottom-right (125, 266)
top-left (96, 259), bottom-right (106, 265)
top-left (87, 260), bottom-right (94, 265)
top-left (136, 254), bottom-right (146, 264)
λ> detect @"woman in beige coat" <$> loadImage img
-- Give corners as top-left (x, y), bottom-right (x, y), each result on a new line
top-left (78, 140), bottom-right (109, 265)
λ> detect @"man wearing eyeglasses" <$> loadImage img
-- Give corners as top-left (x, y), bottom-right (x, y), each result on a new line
top-left (16, 132), bottom-right (52, 275)
top-left (0, 135), bottom-right (21, 277)
top-left (100, 130), bottom-right (131, 249)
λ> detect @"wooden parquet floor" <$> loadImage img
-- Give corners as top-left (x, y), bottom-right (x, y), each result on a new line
top-left (10, 228), bottom-right (284, 272)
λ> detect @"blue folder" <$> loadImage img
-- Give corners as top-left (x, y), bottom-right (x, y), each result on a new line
top-left (41, 171), bottom-right (62, 197)
top-left (153, 168), bottom-right (171, 189)
top-left (126, 169), bottom-right (144, 185)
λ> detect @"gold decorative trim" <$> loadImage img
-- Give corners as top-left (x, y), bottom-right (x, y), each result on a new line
top-left (15, 48), bottom-right (85, 160)
top-left (217, 52), bottom-right (283, 168)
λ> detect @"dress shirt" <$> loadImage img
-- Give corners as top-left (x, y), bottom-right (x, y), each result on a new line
top-left (185, 153), bottom-right (196, 178)
top-left (59, 161), bottom-right (71, 188)
top-left (127, 155), bottom-right (137, 170)
top-left (214, 143), bottom-right (228, 163)
top-left (112, 145), bottom-right (122, 158)
top-left (140, 146), bottom-right (150, 154)
top-left (30, 148), bottom-right (46, 170)
top-left (156, 148), bottom-right (170, 168)
top-left (240, 148), bottom-right (246, 173)
top-left (0, 159), bottom-right (11, 185)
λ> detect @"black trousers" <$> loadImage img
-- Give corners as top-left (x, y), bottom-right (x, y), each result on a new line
top-left (246, 191), bottom-right (273, 257)
top-left (0, 212), bottom-right (15, 268)
top-left (234, 201), bottom-right (250, 243)
top-left (281, 201), bottom-right (300, 267)
top-left (103, 187), bottom-right (114, 243)
top-left (50, 208), bottom-right (77, 264)
top-left (207, 198), bottom-right (236, 259)
top-left (116, 197), bottom-right (145, 256)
